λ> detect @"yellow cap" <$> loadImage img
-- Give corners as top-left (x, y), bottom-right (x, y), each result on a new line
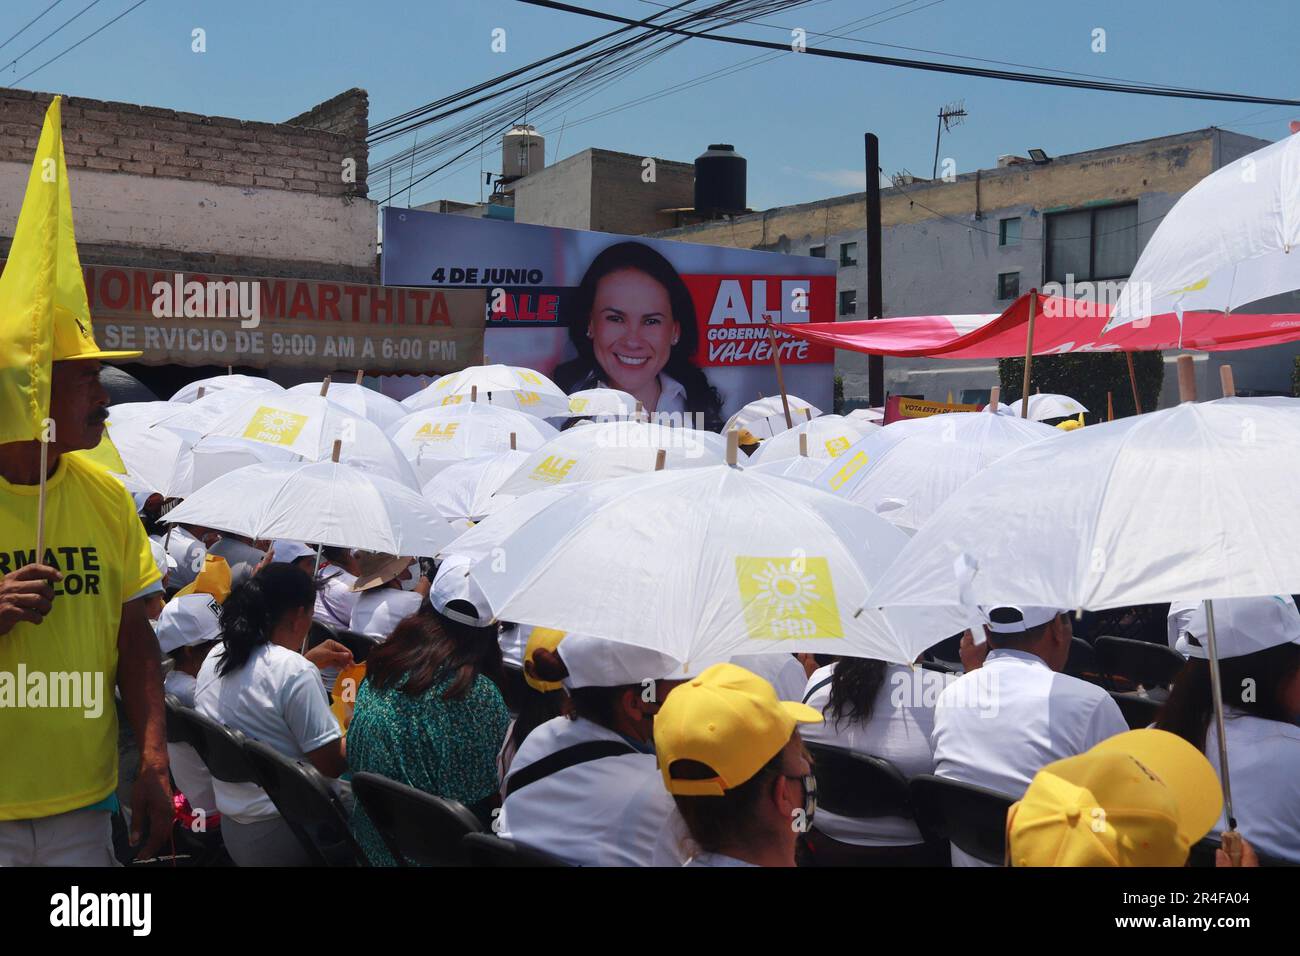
top-left (736, 428), bottom-right (759, 446)
top-left (1056, 418), bottom-right (1084, 431)
top-left (654, 662), bottom-right (822, 797)
top-left (1008, 729), bottom-right (1223, 867)
top-left (523, 626), bottom-right (566, 693)
top-left (175, 554), bottom-right (233, 604)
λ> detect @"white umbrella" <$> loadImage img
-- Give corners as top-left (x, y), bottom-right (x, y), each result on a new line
top-left (421, 450), bottom-right (531, 528)
top-left (171, 374), bottom-right (283, 404)
top-left (866, 400), bottom-right (1300, 613)
top-left (152, 389), bottom-right (262, 440)
top-left (164, 460), bottom-right (457, 556)
top-left (388, 404), bottom-right (559, 481)
top-left (564, 387), bottom-right (639, 419)
top-left (815, 412), bottom-right (1059, 533)
top-left (844, 407), bottom-right (885, 425)
top-left (287, 381), bottom-right (406, 431)
top-left (439, 483), bottom-right (588, 561)
top-left (403, 364), bottom-right (570, 418)
top-left (742, 455), bottom-right (826, 484)
top-left (1007, 393), bottom-right (1089, 421)
top-left (1107, 133), bottom-right (1300, 329)
top-left (203, 392), bottom-right (420, 488)
top-left (178, 435), bottom-right (300, 496)
top-left (494, 420), bottom-right (724, 497)
top-left (104, 420), bottom-right (192, 498)
top-left (748, 414), bottom-right (877, 465)
top-left (467, 465), bottom-right (968, 666)
top-left (107, 401), bottom-right (183, 426)
top-left (724, 395), bottom-right (822, 440)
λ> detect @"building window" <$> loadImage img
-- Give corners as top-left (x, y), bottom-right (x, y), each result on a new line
top-left (999, 217), bottom-right (1021, 246)
top-left (838, 289), bottom-right (857, 316)
top-left (997, 271), bottom-right (1020, 300)
top-left (1045, 202), bottom-right (1139, 283)
top-left (809, 245), bottom-right (825, 258)
top-left (839, 242), bottom-right (858, 267)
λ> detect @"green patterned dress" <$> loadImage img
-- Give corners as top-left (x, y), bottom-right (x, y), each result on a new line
top-left (348, 670), bottom-right (509, 866)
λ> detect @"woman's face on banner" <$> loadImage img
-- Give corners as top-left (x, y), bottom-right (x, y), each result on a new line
top-left (588, 267), bottom-right (680, 393)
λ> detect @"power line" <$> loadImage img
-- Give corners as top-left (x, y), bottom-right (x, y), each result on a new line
top-left (10, 0), bottom-right (150, 86)
top-left (0, 0), bottom-right (67, 56)
top-left (1, 0), bottom-right (103, 74)
top-left (517, 0), bottom-right (1300, 106)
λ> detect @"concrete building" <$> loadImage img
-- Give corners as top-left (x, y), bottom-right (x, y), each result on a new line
top-left (511, 147), bottom-right (695, 235)
top-left (652, 128), bottom-right (1293, 408)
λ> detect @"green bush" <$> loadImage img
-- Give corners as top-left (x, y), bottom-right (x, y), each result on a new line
top-left (998, 352), bottom-right (1164, 421)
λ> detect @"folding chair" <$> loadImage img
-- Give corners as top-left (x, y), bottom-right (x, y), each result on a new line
top-left (331, 629), bottom-right (381, 664)
top-left (164, 694), bottom-right (199, 747)
top-left (1109, 690), bottom-right (1162, 730)
top-left (461, 832), bottom-right (571, 868)
top-left (351, 772), bottom-right (483, 866)
top-left (1064, 637), bottom-right (1103, 685)
top-left (241, 738), bottom-right (369, 866)
top-left (803, 743), bottom-right (948, 866)
top-left (1095, 635), bottom-right (1186, 691)
top-left (173, 705), bottom-right (258, 786)
top-left (909, 774), bottom-right (1015, 866)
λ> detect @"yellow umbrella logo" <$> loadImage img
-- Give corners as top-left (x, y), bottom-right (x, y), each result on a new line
top-left (736, 556), bottom-right (843, 640)
top-left (242, 406), bottom-right (308, 445)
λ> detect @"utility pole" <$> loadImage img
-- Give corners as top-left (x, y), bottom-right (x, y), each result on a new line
top-left (865, 133), bottom-right (884, 408)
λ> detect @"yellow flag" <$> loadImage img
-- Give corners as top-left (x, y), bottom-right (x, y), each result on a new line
top-left (0, 97), bottom-right (68, 443)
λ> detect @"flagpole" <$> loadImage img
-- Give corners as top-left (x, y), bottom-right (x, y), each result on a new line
top-left (34, 439), bottom-right (49, 559)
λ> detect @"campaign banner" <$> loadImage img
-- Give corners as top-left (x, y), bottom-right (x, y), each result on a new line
top-left (381, 209), bottom-right (837, 428)
top-left (44, 262), bottom-right (486, 373)
top-left (883, 395), bottom-right (982, 424)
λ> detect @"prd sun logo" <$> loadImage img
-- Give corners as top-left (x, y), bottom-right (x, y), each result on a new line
top-left (736, 556), bottom-right (843, 640)
top-left (823, 436), bottom-right (851, 458)
top-left (242, 406), bottom-right (309, 446)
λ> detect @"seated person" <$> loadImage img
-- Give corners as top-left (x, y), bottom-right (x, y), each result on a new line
top-left (1008, 728), bottom-right (1234, 867)
top-left (348, 612), bottom-right (509, 866)
top-left (498, 627), bottom-right (568, 782)
top-left (655, 662), bottom-right (822, 867)
top-left (931, 604), bottom-right (1128, 866)
top-left (158, 593), bottom-right (223, 824)
top-left (1157, 595), bottom-right (1300, 863)
top-left (800, 655), bottom-right (954, 862)
top-left (313, 546), bottom-right (361, 630)
top-left (195, 564), bottom-right (348, 866)
top-left (497, 635), bottom-right (690, 866)
top-left (347, 551), bottom-right (426, 640)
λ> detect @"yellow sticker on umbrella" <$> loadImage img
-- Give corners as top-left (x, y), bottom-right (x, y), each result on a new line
top-left (242, 406), bottom-right (309, 445)
top-left (736, 556), bottom-right (843, 640)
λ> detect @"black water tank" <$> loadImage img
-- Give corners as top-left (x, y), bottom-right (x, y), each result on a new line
top-left (694, 144), bottom-right (746, 217)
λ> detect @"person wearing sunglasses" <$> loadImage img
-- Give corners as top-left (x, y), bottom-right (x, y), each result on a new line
top-left (655, 662), bottom-right (822, 867)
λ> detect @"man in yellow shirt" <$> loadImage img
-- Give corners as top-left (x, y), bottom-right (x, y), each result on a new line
top-left (0, 355), bottom-right (172, 865)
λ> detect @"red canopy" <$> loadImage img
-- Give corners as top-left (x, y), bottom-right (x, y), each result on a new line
top-left (780, 293), bottom-right (1300, 358)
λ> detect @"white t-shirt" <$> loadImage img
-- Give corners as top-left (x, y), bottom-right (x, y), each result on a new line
top-left (730, 654), bottom-right (808, 703)
top-left (314, 567), bottom-right (359, 630)
top-left (164, 527), bottom-right (206, 591)
top-left (931, 648), bottom-right (1128, 866)
top-left (801, 662), bottom-right (952, 846)
top-left (497, 715), bottom-right (688, 866)
top-left (194, 642), bottom-right (341, 823)
top-left (348, 588), bottom-right (423, 639)
top-left (1205, 709), bottom-right (1300, 863)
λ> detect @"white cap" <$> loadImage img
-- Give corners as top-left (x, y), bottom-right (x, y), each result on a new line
top-left (349, 589), bottom-right (424, 639)
top-left (132, 491), bottom-right (154, 515)
top-left (1167, 600), bottom-right (1200, 657)
top-left (979, 604), bottom-right (1065, 635)
top-left (156, 593), bottom-right (223, 654)
top-left (149, 537), bottom-right (177, 581)
top-left (430, 553), bottom-right (492, 627)
top-left (557, 634), bottom-right (687, 689)
top-left (1183, 596), bottom-right (1300, 660)
top-left (271, 539), bottom-right (316, 565)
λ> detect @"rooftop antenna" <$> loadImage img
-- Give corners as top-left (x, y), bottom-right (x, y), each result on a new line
top-left (932, 100), bottom-right (968, 180)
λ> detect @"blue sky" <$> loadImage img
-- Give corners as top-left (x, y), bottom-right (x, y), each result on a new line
top-left (4, 0), bottom-right (1297, 210)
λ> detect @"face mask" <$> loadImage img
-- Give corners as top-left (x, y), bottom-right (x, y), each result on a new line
top-left (399, 572), bottom-right (420, 591)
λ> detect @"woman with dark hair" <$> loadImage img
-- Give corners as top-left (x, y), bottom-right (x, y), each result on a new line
top-left (195, 563), bottom-right (348, 866)
top-left (799, 653), bottom-right (954, 864)
top-left (347, 611), bottom-right (509, 866)
top-left (1156, 596), bottom-right (1300, 862)
top-left (553, 241), bottom-right (724, 430)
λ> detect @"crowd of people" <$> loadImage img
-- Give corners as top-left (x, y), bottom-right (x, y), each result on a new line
top-left (2, 356), bottom-right (1298, 870)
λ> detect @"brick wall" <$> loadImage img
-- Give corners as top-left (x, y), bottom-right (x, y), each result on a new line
top-left (0, 87), bottom-right (368, 198)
